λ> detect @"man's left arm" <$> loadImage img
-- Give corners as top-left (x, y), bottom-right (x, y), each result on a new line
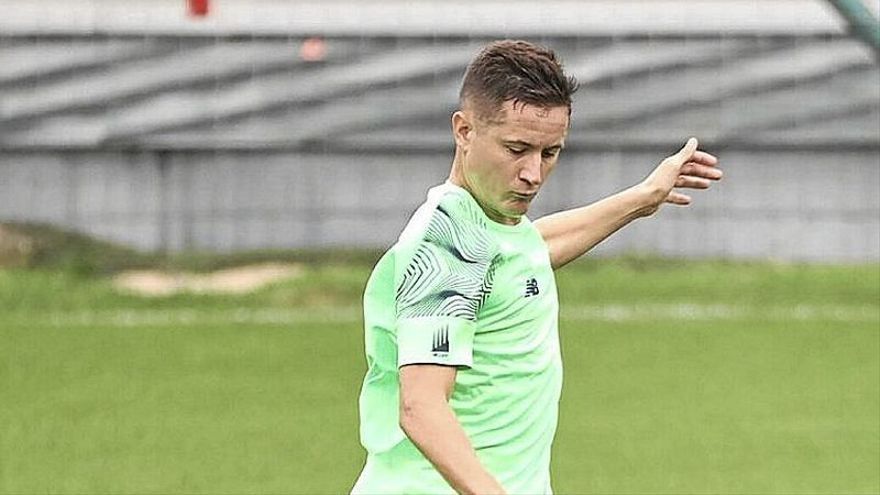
top-left (534, 138), bottom-right (722, 270)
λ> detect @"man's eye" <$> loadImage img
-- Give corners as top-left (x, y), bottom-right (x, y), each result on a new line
top-left (542, 150), bottom-right (559, 158)
top-left (507, 147), bottom-right (526, 155)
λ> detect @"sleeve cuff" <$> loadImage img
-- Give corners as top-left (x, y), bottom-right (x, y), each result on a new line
top-left (397, 316), bottom-right (475, 368)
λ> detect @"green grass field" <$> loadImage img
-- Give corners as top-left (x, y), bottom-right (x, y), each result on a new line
top-left (1, 257), bottom-right (878, 494)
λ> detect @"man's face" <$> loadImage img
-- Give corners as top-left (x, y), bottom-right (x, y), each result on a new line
top-left (453, 100), bottom-right (569, 225)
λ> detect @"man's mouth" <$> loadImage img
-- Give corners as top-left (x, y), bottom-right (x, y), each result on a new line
top-left (511, 192), bottom-right (537, 201)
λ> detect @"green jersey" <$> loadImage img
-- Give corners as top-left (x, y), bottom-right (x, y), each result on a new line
top-left (352, 182), bottom-right (562, 494)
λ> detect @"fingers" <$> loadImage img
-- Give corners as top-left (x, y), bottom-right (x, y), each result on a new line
top-left (675, 175), bottom-right (711, 189)
top-left (691, 150), bottom-right (719, 166)
top-left (672, 137), bottom-right (699, 164)
top-left (669, 139), bottom-right (718, 168)
top-left (657, 137), bottom-right (719, 206)
top-left (680, 162), bottom-right (723, 180)
top-left (665, 191), bottom-right (692, 205)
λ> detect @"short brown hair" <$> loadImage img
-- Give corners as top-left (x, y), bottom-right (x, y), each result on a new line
top-left (459, 40), bottom-right (578, 122)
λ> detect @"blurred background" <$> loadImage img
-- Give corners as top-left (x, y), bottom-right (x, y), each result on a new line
top-left (0, 1), bottom-right (878, 494)
top-left (0, 0), bottom-right (878, 260)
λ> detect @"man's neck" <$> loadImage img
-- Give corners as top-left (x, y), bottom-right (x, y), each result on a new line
top-left (447, 151), bottom-right (467, 189)
top-left (447, 154), bottom-right (520, 226)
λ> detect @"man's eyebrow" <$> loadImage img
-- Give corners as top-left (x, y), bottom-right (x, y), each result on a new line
top-left (503, 140), bottom-right (564, 150)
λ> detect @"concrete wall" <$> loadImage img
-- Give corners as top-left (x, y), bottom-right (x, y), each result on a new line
top-left (1, 149), bottom-right (877, 261)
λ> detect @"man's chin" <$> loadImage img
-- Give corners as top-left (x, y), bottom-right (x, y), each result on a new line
top-left (500, 202), bottom-right (530, 221)
top-left (507, 198), bottom-right (532, 212)
top-left (479, 198), bottom-right (529, 225)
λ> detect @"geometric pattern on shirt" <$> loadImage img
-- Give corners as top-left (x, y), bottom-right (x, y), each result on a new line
top-left (396, 202), bottom-right (497, 321)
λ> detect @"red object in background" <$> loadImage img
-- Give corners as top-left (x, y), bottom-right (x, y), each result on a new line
top-left (188, 0), bottom-right (209, 17)
top-left (300, 37), bottom-right (327, 62)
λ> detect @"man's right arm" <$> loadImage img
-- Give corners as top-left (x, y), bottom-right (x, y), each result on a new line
top-left (399, 364), bottom-right (506, 495)
top-left (535, 138), bottom-right (722, 269)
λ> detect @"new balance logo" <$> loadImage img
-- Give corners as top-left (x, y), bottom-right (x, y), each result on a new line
top-left (432, 325), bottom-right (450, 354)
top-left (525, 278), bottom-right (539, 297)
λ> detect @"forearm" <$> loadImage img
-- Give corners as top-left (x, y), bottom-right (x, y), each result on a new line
top-left (535, 184), bottom-right (657, 269)
top-left (400, 398), bottom-right (505, 494)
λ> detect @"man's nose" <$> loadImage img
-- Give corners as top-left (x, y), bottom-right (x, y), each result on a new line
top-left (519, 153), bottom-right (543, 186)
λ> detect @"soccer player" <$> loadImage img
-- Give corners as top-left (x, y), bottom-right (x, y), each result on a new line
top-left (350, 40), bottom-right (722, 494)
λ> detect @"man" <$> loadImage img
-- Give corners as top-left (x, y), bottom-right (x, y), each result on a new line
top-left (351, 40), bottom-right (722, 494)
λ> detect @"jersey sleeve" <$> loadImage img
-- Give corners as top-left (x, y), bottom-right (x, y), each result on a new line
top-left (394, 197), bottom-right (498, 369)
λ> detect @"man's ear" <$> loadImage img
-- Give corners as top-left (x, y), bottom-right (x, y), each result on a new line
top-left (451, 110), bottom-right (474, 151)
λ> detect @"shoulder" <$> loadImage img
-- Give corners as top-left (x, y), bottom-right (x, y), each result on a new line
top-left (394, 186), bottom-right (499, 321)
top-left (397, 184), bottom-right (498, 264)
top-left (435, 185), bottom-right (485, 226)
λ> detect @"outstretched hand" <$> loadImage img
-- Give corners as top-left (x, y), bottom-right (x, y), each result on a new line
top-left (639, 137), bottom-right (722, 216)
top-left (534, 137), bottom-right (723, 268)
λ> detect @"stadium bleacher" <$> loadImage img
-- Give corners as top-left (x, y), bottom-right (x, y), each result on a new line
top-left (0, 0), bottom-right (877, 259)
top-left (0, 34), bottom-right (877, 149)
